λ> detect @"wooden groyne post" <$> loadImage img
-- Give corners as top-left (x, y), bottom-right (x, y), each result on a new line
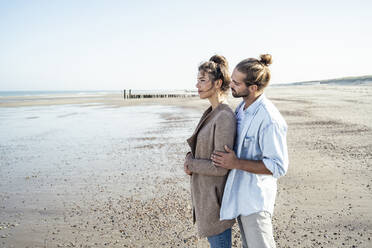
top-left (122, 89), bottom-right (198, 100)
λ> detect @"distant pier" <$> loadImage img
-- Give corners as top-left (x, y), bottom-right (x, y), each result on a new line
top-left (122, 89), bottom-right (198, 99)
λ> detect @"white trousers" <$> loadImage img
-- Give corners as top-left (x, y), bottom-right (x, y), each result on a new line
top-left (237, 211), bottom-right (276, 248)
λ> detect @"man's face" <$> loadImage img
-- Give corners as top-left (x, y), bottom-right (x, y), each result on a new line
top-left (230, 69), bottom-right (250, 98)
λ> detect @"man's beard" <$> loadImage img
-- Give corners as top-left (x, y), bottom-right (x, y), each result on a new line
top-left (231, 88), bottom-right (250, 98)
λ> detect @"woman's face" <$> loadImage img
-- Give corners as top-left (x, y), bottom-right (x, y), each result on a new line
top-left (196, 71), bottom-right (215, 99)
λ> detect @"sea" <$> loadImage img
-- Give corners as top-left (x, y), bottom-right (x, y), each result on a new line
top-left (0, 89), bottom-right (197, 97)
top-left (0, 90), bottom-right (119, 97)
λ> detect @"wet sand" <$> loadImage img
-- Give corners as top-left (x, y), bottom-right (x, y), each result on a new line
top-left (1, 84), bottom-right (372, 247)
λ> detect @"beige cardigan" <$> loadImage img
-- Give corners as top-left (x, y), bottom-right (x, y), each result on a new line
top-left (186, 103), bottom-right (236, 237)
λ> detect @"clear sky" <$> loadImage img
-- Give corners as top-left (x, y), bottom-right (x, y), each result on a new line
top-left (0, 0), bottom-right (371, 90)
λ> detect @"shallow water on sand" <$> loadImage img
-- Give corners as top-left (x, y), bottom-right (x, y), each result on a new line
top-left (1, 104), bottom-right (162, 144)
top-left (0, 103), bottom-right (200, 200)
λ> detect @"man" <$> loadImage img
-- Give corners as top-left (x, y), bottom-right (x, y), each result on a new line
top-left (211, 54), bottom-right (288, 248)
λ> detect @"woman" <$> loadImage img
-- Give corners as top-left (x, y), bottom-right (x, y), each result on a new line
top-left (184, 55), bottom-right (236, 248)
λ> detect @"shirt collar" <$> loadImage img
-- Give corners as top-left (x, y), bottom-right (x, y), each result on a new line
top-left (244, 93), bottom-right (265, 115)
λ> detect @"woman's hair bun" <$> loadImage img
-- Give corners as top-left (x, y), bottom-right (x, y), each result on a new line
top-left (259, 54), bottom-right (273, 66)
top-left (209, 55), bottom-right (228, 68)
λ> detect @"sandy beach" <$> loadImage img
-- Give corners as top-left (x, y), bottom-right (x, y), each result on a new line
top-left (1, 84), bottom-right (371, 247)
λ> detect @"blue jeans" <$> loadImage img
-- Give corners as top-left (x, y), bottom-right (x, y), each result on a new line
top-left (207, 228), bottom-right (231, 248)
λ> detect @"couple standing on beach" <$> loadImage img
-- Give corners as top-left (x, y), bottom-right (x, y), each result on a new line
top-left (184, 54), bottom-right (288, 248)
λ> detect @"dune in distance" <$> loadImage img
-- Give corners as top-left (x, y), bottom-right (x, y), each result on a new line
top-left (281, 75), bottom-right (372, 86)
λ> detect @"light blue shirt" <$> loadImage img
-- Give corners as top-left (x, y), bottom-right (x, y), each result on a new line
top-left (220, 94), bottom-right (289, 220)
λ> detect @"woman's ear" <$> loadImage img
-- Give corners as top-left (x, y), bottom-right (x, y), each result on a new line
top-left (215, 79), bottom-right (222, 89)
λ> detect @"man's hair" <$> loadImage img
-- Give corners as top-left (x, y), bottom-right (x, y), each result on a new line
top-left (235, 54), bottom-right (273, 91)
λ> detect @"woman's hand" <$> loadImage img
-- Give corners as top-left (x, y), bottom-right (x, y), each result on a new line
top-left (184, 152), bottom-right (193, 175)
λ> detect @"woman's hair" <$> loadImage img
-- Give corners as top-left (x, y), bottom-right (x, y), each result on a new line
top-left (235, 54), bottom-right (273, 91)
top-left (198, 55), bottom-right (231, 93)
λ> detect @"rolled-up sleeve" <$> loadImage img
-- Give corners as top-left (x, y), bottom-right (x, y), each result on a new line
top-left (260, 122), bottom-right (289, 178)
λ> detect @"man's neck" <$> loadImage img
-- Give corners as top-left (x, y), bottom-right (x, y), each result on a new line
top-left (243, 92), bottom-right (263, 110)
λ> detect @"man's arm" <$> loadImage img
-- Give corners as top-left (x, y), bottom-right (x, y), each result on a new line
top-left (212, 122), bottom-right (288, 178)
top-left (212, 145), bottom-right (272, 175)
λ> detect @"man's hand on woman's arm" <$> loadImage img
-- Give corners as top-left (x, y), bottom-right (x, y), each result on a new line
top-left (212, 145), bottom-right (272, 175)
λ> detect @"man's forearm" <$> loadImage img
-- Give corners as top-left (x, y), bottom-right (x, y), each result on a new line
top-left (234, 159), bottom-right (272, 175)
